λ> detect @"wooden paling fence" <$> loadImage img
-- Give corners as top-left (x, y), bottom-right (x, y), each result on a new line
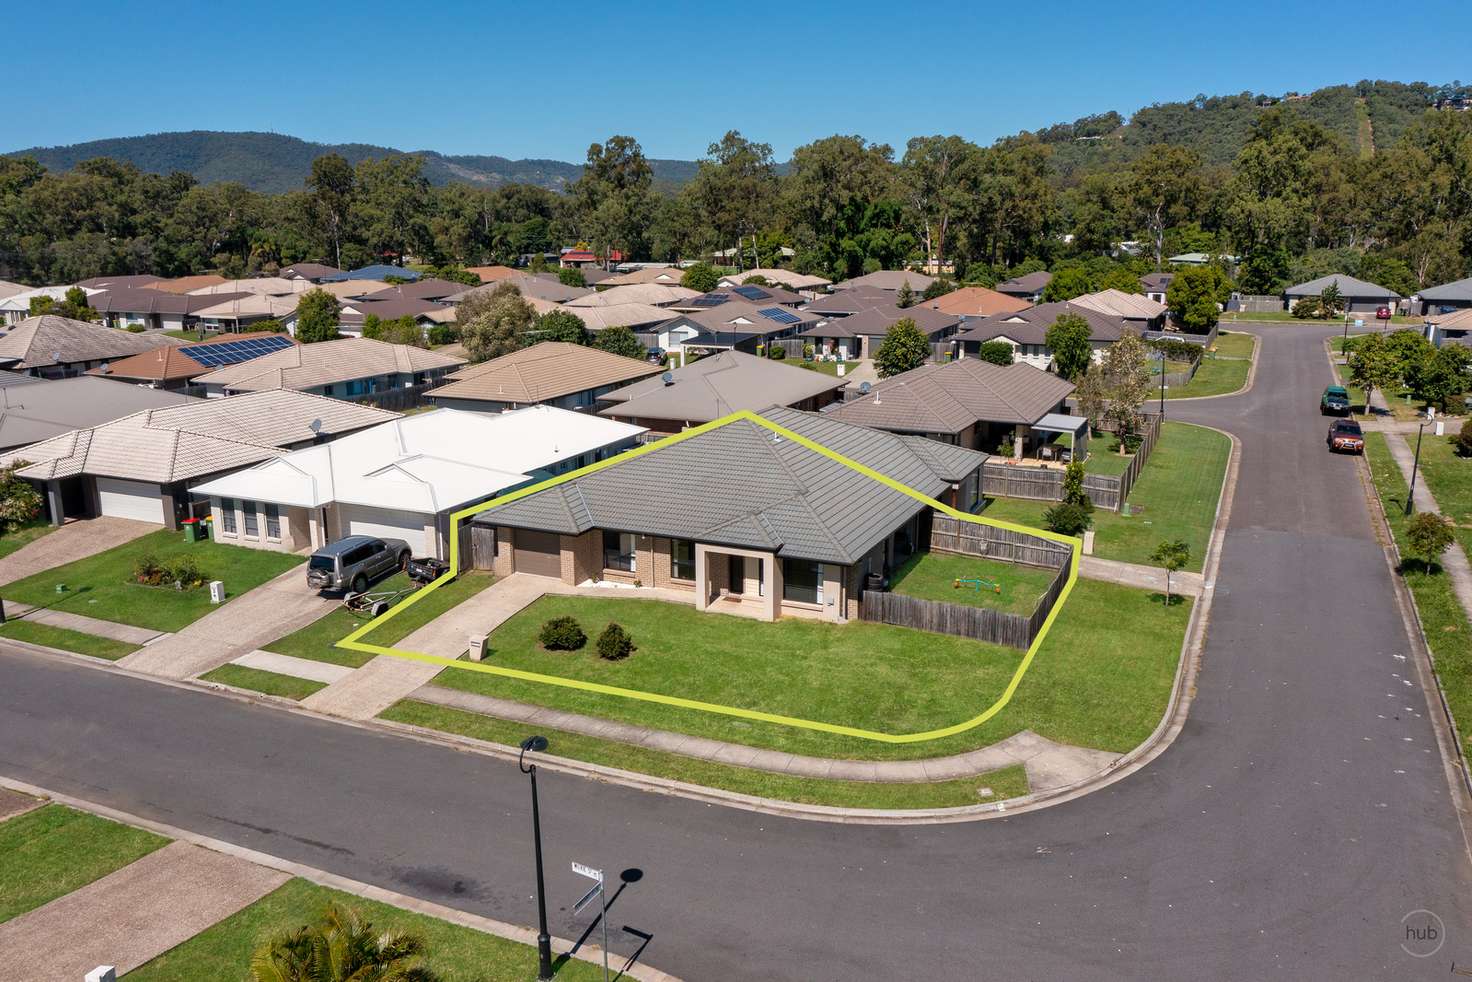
top-left (457, 523), bottom-right (497, 571)
top-left (981, 412), bottom-right (1162, 512)
top-left (930, 515), bottom-right (1070, 568)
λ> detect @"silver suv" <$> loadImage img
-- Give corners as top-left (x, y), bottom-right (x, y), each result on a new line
top-left (306, 535), bottom-right (410, 593)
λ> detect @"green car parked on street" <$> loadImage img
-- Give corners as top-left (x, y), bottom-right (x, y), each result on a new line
top-left (1320, 385), bottom-right (1351, 416)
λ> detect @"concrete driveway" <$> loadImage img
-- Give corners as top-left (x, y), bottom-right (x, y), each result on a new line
top-left (0, 517), bottom-right (155, 588)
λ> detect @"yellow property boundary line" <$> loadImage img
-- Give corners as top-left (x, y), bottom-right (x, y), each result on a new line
top-left (335, 410), bottom-right (1080, 745)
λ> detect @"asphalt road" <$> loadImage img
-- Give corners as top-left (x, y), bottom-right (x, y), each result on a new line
top-left (2, 324), bottom-right (1469, 980)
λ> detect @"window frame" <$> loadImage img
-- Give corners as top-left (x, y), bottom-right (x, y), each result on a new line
top-left (670, 539), bottom-right (696, 581)
top-left (219, 497), bottom-right (236, 535)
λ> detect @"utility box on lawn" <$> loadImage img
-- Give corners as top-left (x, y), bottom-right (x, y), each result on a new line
top-left (468, 634), bottom-right (488, 662)
top-left (208, 580), bottom-right (225, 604)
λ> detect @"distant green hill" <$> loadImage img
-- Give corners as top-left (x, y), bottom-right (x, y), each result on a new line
top-left (5, 80), bottom-right (1443, 192)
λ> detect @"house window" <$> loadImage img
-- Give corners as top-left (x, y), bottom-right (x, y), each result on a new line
top-left (220, 498), bottom-right (236, 535)
top-left (242, 500), bottom-right (258, 537)
top-left (670, 539), bottom-right (695, 580)
top-left (265, 502), bottom-right (281, 540)
top-left (603, 530), bottom-right (635, 572)
top-left (783, 558), bottom-right (823, 605)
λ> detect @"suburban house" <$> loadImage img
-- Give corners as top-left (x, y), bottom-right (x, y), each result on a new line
top-left (559, 248), bottom-right (619, 269)
top-left (0, 286), bottom-right (103, 326)
top-left (0, 390), bottom-right (395, 528)
top-left (1167, 252), bottom-right (1234, 266)
top-left (562, 303), bottom-right (672, 334)
top-left (717, 268), bottom-right (832, 294)
top-left (547, 266), bottom-right (616, 286)
top-left (596, 350), bottom-right (849, 434)
top-left (645, 301), bottom-right (818, 357)
top-left (465, 265), bottom-right (524, 283)
top-left (315, 279), bottom-right (395, 301)
top-left (801, 284), bottom-right (895, 317)
top-left (322, 265), bottom-right (421, 283)
top-left (920, 286), bottom-right (1031, 319)
top-left (1423, 308), bottom-right (1472, 348)
top-left (337, 297), bottom-right (456, 336)
top-left (359, 279), bottom-right (470, 304)
top-left (0, 280), bottom-right (29, 305)
top-left (827, 357), bottom-right (1079, 460)
top-left (1140, 272), bottom-right (1174, 305)
top-left (148, 274), bottom-right (230, 294)
top-left (0, 315), bottom-right (180, 378)
top-left (0, 375), bottom-right (195, 453)
top-left (281, 262), bottom-right (346, 282)
top-left (668, 284), bottom-right (806, 312)
top-left (445, 276), bottom-right (591, 306)
top-left (192, 405), bottom-right (645, 558)
top-left (191, 336), bottom-right (464, 404)
top-left (1283, 274), bottom-right (1400, 314)
top-left (1416, 276), bottom-right (1472, 316)
top-left (797, 303), bottom-right (961, 360)
top-left (426, 341), bottom-right (662, 413)
top-left (87, 333), bottom-right (298, 390)
top-left (831, 270), bottom-right (937, 293)
top-left (564, 284), bottom-right (699, 308)
top-left (471, 406), bottom-right (985, 623)
top-left (193, 294), bottom-right (302, 333)
top-left (76, 275), bottom-right (162, 290)
top-left (598, 266), bottom-right (688, 288)
top-left (995, 271), bottom-right (1052, 303)
top-left (1070, 289), bottom-right (1168, 330)
top-left (951, 301), bottom-right (1128, 370)
top-left (89, 288), bottom-right (253, 332)
top-left (186, 277), bottom-right (312, 297)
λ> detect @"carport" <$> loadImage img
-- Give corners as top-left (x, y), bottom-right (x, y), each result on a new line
top-left (1028, 412), bottom-right (1090, 462)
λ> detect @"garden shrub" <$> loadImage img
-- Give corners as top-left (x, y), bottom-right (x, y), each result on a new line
top-left (538, 615), bottom-right (586, 651)
top-left (769, 345), bottom-right (786, 359)
top-left (1043, 502), bottom-right (1093, 537)
top-left (1457, 419), bottom-right (1472, 458)
top-left (596, 622), bottom-right (635, 660)
top-left (164, 556), bottom-right (206, 589)
top-left (132, 553), bottom-right (166, 585)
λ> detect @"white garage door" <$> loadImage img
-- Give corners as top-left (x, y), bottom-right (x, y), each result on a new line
top-left (95, 477), bottom-right (166, 524)
top-left (340, 504), bottom-right (429, 556)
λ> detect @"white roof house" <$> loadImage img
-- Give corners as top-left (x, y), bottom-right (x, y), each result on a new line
top-left (191, 405), bottom-right (647, 557)
top-left (0, 286), bottom-right (102, 325)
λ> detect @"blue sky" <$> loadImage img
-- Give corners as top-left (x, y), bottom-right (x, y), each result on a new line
top-left (10, 1), bottom-right (1471, 162)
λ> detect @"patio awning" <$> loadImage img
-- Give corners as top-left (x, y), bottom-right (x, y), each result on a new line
top-left (1031, 413), bottom-right (1089, 436)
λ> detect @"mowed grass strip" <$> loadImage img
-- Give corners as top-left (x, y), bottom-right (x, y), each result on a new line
top-left (1365, 433), bottom-right (1472, 762)
top-left (1412, 432), bottom-right (1472, 557)
top-left (428, 577), bottom-right (1187, 761)
top-left (382, 700), bottom-right (1030, 809)
top-left (983, 421), bottom-right (1229, 571)
top-left (0, 619), bottom-right (138, 660)
top-left (2, 529), bottom-right (302, 632)
top-left (890, 551), bottom-right (1057, 616)
top-left (0, 521), bottom-right (54, 560)
top-left (127, 877), bottom-right (605, 982)
top-left (1211, 330), bottom-right (1257, 359)
top-left (200, 664), bottom-right (327, 701)
top-left (1166, 352), bottom-right (1253, 399)
top-left (266, 571), bottom-right (495, 668)
top-left (0, 804), bottom-right (168, 924)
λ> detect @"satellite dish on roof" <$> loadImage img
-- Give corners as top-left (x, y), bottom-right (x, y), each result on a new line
top-left (859, 381), bottom-right (871, 394)
top-left (661, 371), bottom-right (674, 386)
top-left (99, 362), bottom-right (109, 374)
top-left (309, 418), bottom-right (322, 433)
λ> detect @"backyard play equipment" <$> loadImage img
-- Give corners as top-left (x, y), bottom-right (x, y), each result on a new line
top-left (954, 576), bottom-right (1002, 595)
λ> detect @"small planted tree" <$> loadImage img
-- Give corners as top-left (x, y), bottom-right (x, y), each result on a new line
top-left (1149, 539), bottom-right (1191, 605)
top-left (294, 288), bottom-right (341, 343)
top-left (1457, 419), bottom-right (1472, 458)
top-left (250, 902), bottom-right (441, 982)
top-left (558, 267), bottom-right (586, 288)
top-left (1043, 502), bottom-right (1092, 537)
top-left (593, 325), bottom-right (644, 360)
top-left (539, 616), bottom-right (587, 651)
top-left (975, 340), bottom-right (1014, 366)
top-left (680, 262), bottom-right (720, 293)
top-left (1061, 460), bottom-right (1093, 513)
top-left (596, 622), bottom-right (635, 660)
top-left (1044, 313), bottom-right (1093, 380)
top-left (896, 280), bottom-right (915, 309)
top-left (1405, 512), bottom-right (1455, 572)
top-left (874, 318), bottom-right (930, 378)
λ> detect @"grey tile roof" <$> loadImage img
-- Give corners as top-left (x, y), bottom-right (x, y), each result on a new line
top-left (598, 351), bottom-right (846, 423)
top-left (996, 271), bottom-right (1053, 294)
top-left (829, 358), bottom-right (1075, 431)
top-left (88, 288), bottom-right (253, 315)
top-left (801, 286), bottom-right (894, 316)
top-left (0, 315), bottom-right (181, 370)
top-left (798, 303), bottom-right (959, 340)
top-left (1283, 274), bottom-right (1400, 299)
top-left (0, 376), bottom-right (197, 451)
top-left (478, 406), bottom-right (984, 565)
top-left (832, 270), bottom-right (937, 292)
top-left (1419, 277), bottom-right (1472, 303)
top-left (953, 301), bottom-right (1128, 346)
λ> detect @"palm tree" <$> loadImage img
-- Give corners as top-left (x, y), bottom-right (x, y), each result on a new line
top-left (250, 902), bottom-right (442, 982)
top-left (1317, 282), bottom-right (1344, 319)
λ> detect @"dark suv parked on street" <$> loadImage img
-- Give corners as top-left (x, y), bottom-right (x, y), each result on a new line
top-left (1320, 385), bottom-right (1351, 416)
top-left (306, 535), bottom-right (410, 593)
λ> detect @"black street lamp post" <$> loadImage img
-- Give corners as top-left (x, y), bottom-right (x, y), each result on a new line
top-left (1405, 417), bottom-right (1429, 517)
top-left (519, 734), bottom-right (554, 981)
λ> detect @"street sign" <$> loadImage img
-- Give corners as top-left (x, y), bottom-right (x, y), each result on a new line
top-left (571, 861), bottom-right (603, 883)
top-left (573, 882), bottom-right (602, 915)
top-left (571, 861), bottom-right (610, 981)
top-left (1354, 319), bottom-right (1364, 328)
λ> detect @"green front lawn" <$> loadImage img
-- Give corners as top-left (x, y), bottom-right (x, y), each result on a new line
top-left (1365, 433), bottom-right (1472, 763)
top-left (0, 520), bottom-right (54, 560)
top-left (890, 551), bottom-right (1057, 616)
top-left (1083, 444), bottom-right (1135, 476)
top-left (265, 571), bottom-right (495, 668)
top-left (0, 619), bottom-right (138, 660)
top-left (1412, 433), bottom-right (1472, 557)
top-left (795, 359), bottom-right (842, 376)
top-left (200, 664), bottom-right (327, 700)
top-left (384, 700), bottom-right (1029, 809)
top-left (1223, 310), bottom-right (1419, 325)
top-left (1166, 350), bottom-right (1253, 399)
top-left (0, 804), bottom-right (167, 924)
top-left (985, 421), bottom-right (1230, 571)
top-left (1211, 330), bottom-right (1256, 358)
top-left (2, 529), bottom-right (302, 632)
top-left (127, 877), bottom-right (603, 982)
top-left (428, 576), bottom-right (1188, 761)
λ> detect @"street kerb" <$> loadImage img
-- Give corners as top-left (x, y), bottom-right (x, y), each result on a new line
top-left (334, 409), bottom-right (1081, 745)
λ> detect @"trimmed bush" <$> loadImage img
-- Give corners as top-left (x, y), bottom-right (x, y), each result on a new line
top-left (132, 553), bottom-right (166, 586)
top-left (164, 556), bottom-right (206, 590)
top-left (1457, 419), bottom-right (1472, 458)
top-left (538, 616), bottom-right (586, 651)
top-left (769, 345), bottom-right (786, 360)
top-left (1043, 502), bottom-right (1093, 537)
top-left (596, 622), bottom-right (635, 660)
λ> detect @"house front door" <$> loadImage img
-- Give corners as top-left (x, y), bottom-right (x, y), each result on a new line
top-left (728, 554), bottom-right (744, 595)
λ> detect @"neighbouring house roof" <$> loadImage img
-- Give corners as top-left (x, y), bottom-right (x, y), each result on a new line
top-left (1419, 277), bottom-right (1472, 303)
top-left (672, 284), bottom-right (805, 311)
top-left (1069, 289), bottom-right (1168, 321)
top-left (0, 376), bottom-right (197, 451)
top-left (478, 405), bottom-right (985, 565)
top-left (340, 297), bottom-right (457, 325)
top-left (186, 277), bottom-right (314, 297)
top-left (995, 271), bottom-right (1053, 294)
top-left (431, 341), bottom-right (660, 405)
top-left (921, 286), bottom-right (1031, 318)
top-left (798, 303), bottom-right (959, 340)
top-left (281, 262), bottom-right (345, 281)
top-left (87, 332), bottom-right (297, 383)
top-left (801, 285), bottom-right (894, 316)
top-left (1283, 274), bottom-right (1400, 299)
top-left (323, 265), bottom-right (422, 283)
top-left (360, 279), bottom-right (471, 303)
top-left (599, 266), bottom-right (688, 287)
top-left (444, 275), bottom-right (592, 305)
top-left (193, 405), bottom-right (644, 514)
top-left (564, 284), bottom-right (699, 307)
top-left (0, 389), bottom-right (397, 483)
top-left (1429, 308), bottom-right (1472, 328)
top-left (560, 303), bottom-right (672, 331)
top-left (598, 350), bottom-right (847, 423)
top-left (191, 294), bottom-right (301, 321)
top-left (192, 336), bottom-right (465, 393)
top-left (76, 275), bottom-right (162, 290)
top-left (146, 275), bottom-right (230, 294)
top-left (829, 357), bottom-right (1075, 432)
top-left (0, 286), bottom-right (103, 314)
top-left (0, 315), bottom-right (180, 370)
top-left (1139, 272), bottom-right (1174, 292)
top-left (0, 280), bottom-right (32, 302)
top-left (717, 268), bottom-right (832, 291)
top-left (315, 279), bottom-right (392, 300)
top-left (88, 288), bottom-right (254, 317)
top-left (953, 301), bottom-right (1129, 346)
top-left (466, 265), bottom-right (524, 283)
top-left (832, 270), bottom-right (937, 292)
top-left (547, 267), bottom-right (617, 285)
top-left (663, 300), bottom-right (819, 339)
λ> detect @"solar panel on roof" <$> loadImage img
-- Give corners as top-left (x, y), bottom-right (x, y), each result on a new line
top-left (732, 285), bottom-right (769, 301)
top-left (690, 294), bottom-right (728, 307)
top-left (758, 307), bottom-right (800, 324)
top-left (181, 334), bottom-right (294, 368)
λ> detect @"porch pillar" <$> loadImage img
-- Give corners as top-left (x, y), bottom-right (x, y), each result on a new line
top-left (45, 480), bottom-right (63, 526)
top-left (694, 543), bottom-right (711, 612)
top-left (1012, 424), bottom-right (1025, 459)
top-left (763, 553), bottom-right (780, 622)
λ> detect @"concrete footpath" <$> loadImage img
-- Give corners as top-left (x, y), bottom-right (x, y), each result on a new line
top-left (1080, 556), bottom-right (1205, 597)
top-left (0, 841), bottom-right (287, 981)
top-left (0, 517), bottom-right (154, 588)
top-left (7, 603), bottom-right (164, 646)
top-left (1381, 431), bottom-right (1472, 623)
